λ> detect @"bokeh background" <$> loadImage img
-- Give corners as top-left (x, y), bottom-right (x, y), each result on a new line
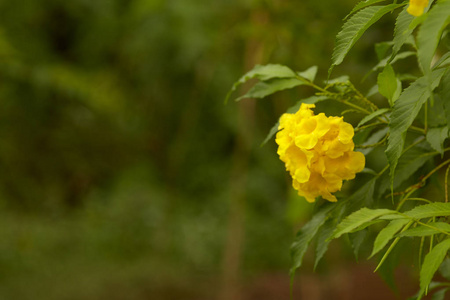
top-left (0, 0), bottom-right (423, 299)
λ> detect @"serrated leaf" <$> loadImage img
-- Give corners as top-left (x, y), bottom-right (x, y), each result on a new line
top-left (426, 94), bottom-right (448, 128)
top-left (290, 204), bottom-right (333, 276)
top-left (404, 202), bottom-right (450, 219)
top-left (225, 64), bottom-right (297, 103)
top-left (357, 108), bottom-right (390, 128)
top-left (297, 66), bottom-right (318, 82)
top-left (378, 64), bottom-right (401, 106)
top-left (377, 237), bottom-right (409, 291)
top-left (379, 142), bottom-right (435, 195)
top-left (392, 8), bottom-right (415, 58)
top-left (426, 126), bottom-right (449, 154)
top-left (330, 4), bottom-right (403, 73)
top-left (441, 70), bottom-right (450, 128)
top-left (343, 178), bottom-right (377, 213)
top-left (236, 78), bottom-right (303, 101)
top-left (314, 218), bottom-right (336, 270)
top-left (331, 208), bottom-right (397, 239)
top-left (329, 4), bottom-right (401, 73)
top-left (420, 238), bottom-right (450, 291)
top-left (344, 0), bottom-right (388, 20)
top-left (385, 68), bottom-right (447, 192)
top-left (399, 222), bottom-right (450, 237)
top-left (370, 219), bottom-right (410, 258)
top-left (417, 0), bottom-right (450, 72)
top-left (379, 214), bottom-right (406, 220)
top-left (261, 95), bottom-right (329, 146)
top-left (350, 219), bottom-right (385, 232)
top-left (349, 229), bottom-right (368, 261)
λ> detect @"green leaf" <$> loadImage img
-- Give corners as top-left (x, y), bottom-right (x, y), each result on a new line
top-left (431, 288), bottom-right (449, 300)
top-left (357, 108), bottom-right (390, 128)
top-left (290, 204), bottom-right (333, 276)
top-left (372, 51), bottom-right (416, 72)
top-left (331, 208), bottom-right (397, 240)
top-left (349, 229), bottom-right (367, 261)
top-left (404, 202), bottom-right (450, 219)
top-left (261, 95), bottom-right (329, 146)
top-left (236, 78), bottom-right (303, 101)
top-left (398, 73), bottom-right (418, 81)
top-left (344, 0), bottom-right (388, 20)
top-left (409, 13), bottom-right (429, 30)
top-left (378, 65), bottom-right (401, 106)
top-left (439, 258), bottom-right (450, 280)
top-left (392, 7), bottom-right (415, 58)
top-left (399, 222), bottom-right (450, 237)
top-left (379, 142), bottom-right (435, 195)
top-left (314, 218), bottom-right (336, 270)
top-left (297, 66), bottom-right (318, 82)
top-left (370, 219), bottom-right (410, 258)
top-left (426, 126), bottom-right (449, 154)
top-left (330, 4), bottom-right (403, 73)
top-left (375, 41), bottom-right (393, 61)
top-left (420, 238), bottom-right (450, 291)
top-left (357, 127), bottom-right (389, 156)
top-left (426, 94), bottom-right (448, 128)
top-left (385, 68), bottom-right (447, 192)
top-left (417, 0), bottom-right (450, 72)
top-left (412, 282), bottom-right (448, 300)
top-left (350, 219), bottom-right (385, 232)
top-left (441, 70), bottom-right (450, 127)
top-left (344, 177), bottom-right (377, 212)
top-left (225, 64), bottom-right (297, 103)
top-left (434, 52), bottom-right (450, 69)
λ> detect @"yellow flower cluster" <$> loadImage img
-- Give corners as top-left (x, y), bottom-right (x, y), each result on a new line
top-left (276, 104), bottom-right (365, 202)
top-left (407, 0), bottom-right (429, 16)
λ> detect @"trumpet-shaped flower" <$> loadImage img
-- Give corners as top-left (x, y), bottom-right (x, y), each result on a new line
top-left (407, 0), bottom-right (429, 16)
top-left (276, 103), bottom-right (365, 202)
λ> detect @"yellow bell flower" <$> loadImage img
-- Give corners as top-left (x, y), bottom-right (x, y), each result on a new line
top-left (276, 103), bottom-right (365, 202)
top-left (407, 0), bottom-right (429, 17)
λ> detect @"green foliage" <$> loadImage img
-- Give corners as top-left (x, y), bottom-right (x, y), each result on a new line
top-left (420, 239), bottom-right (450, 296)
top-left (370, 219), bottom-right (410, 258)
top-left (377, 64), bottom-right (401, 106)
top-left (426, 126), bottom-right (449, 154)
top-left (417, 0), bottom-right (450, 72)
top-left (386, 68), bottom-right (447, 191)
top-left (331, 208), bottom-right (396, 239)
top-left (226, 64), bottom-right (298, 103)
top-left (399, 222), bottom-right (450, 237)
top-left (290, 204), bottom-right (333, 276)
top-left (357, 108), bottom-right (390, 128)
top-left (392, 8), bottom-right (415, 57)
top-left (229, 0), bottom-right (450, 298)
top-left (330, 4), bottom-right (403, 74)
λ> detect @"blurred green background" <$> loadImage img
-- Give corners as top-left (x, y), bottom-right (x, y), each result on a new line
top-left (0, 0), bottom-right (418, 299)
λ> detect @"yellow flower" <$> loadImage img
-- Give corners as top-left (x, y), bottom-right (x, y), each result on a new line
top-left (276, 103), bottom-right (365, 202)
top-left (407, 0), bottom-right (429, 16)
